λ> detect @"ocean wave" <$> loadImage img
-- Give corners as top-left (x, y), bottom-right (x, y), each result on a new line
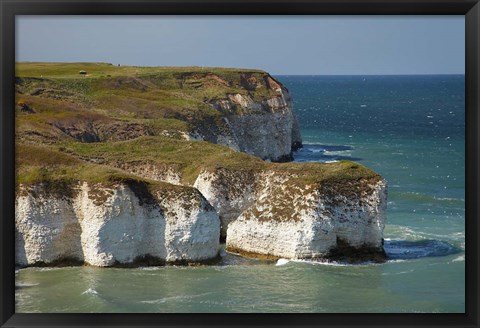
top-left (433, 196), bottom-right (465, 202)
top-left (141, 292), bottom-right (212, 304)
top-left (390, 191), bottom-right (464, 204)
top-left (419, 231), bottom-right (464, 241)
top-left (381, 269), bottom-right (415, 275)
top-left (384, 239), bottom-right (461, 260)
top-left (15, 282), bottom-right (39, 288)
top-left (452, 255), bottom-right (465, 262)
top-left (386, 259), bottom-right (407, 263)
top-left (385, 225), bottom-right (425, 240)
top-left (297, 143), bottom-right (353, 152)
top-left (81, 288), bottom-right (99, 296)
top-left (275, 259), bottom-right (290, 266)
top-left (290, 259), bottom-right (369, 267)
top-left (138, 266), bottom-right (164, 271)
top-left (36, 267), bottom-right (60, 272)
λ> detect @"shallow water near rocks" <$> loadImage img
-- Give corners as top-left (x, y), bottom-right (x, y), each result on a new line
top-left (16, 75), bottom-right (465, 313)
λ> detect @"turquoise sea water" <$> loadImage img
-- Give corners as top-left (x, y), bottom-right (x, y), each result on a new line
top-left (15, 75), bottom-right (465, 313)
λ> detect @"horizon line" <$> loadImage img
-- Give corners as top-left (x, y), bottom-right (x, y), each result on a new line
top-left (15, 61), bottom-right (464, 76)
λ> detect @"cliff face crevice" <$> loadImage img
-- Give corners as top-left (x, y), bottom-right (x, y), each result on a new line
top-left (193, 168), bottom-right (260, 239)
top-left (15, 182), bottom-right (220, 267)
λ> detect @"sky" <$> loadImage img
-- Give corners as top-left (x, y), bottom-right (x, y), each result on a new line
top-left (16, 16), bottom-right (465, 75)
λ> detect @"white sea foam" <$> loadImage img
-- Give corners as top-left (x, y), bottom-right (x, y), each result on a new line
top-left (275, 259), bottom-right (290, 266)
top-left (36, 267), bottom-right (62, 272)
top-left (16, 282), bottom-right (39, 287)
top-left (141, 292), bottom-right (212, 304)
top-left (386, 225), bottom-right (425, 240)
top-left (433, 196), bottom-right (464, 202)
top-left (452, 255), bottom-right (464, 262)
top-left (381, 269), bottom-right (415, 275)
top-left (138, 266), bottom-right (163, 271)
top-left (386, 259), bottom-right (407, 263)
top-left (82, 288), bottom-right (99, 296)
top-left (291, 260), bottom-right (361, 266)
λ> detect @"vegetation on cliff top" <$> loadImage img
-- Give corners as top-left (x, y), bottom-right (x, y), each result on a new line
top-left (16, 62), bottom-right (381, 200)
top-left (16, 62), bottom-right (290, 147)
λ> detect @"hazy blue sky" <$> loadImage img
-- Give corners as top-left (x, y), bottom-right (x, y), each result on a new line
top-left (16, 16), bottom-right (464, 75)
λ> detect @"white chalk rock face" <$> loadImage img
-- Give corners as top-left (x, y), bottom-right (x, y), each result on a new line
top-left (15, 187), bottom-right (83, 267)
top-left (194, 168), bottom-right (258, 239)
top-left (15, 182), bottom-right (220, 267)
top-left (226, 177), bottom-right (387, 261)
top-left (328, 180), bottom-right (387, 248)
top-left (161, 189), bottom-right (221, 262)
top-left (226, 109), bottom-right (298, 162)
top-left (203, 75), bottom-right (302, 162)
top-left (73, 183), bottom-right (166, 267)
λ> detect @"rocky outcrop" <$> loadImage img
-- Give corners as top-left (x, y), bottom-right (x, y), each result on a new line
top-left (199, 75), bottom-right (302, 162)
top-left (194, 165), bottom-right (387, 262)
top-left (15, 181), bottom-right (220, 267)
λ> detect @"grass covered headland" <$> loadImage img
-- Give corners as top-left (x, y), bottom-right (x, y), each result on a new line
top-left (16, 62), bottom-right (381, 198)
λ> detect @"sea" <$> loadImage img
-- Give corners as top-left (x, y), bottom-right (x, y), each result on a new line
top-left (15, 75), bottom-right (465, 313)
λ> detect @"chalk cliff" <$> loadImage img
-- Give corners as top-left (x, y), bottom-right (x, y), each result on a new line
top-left (15, 181), bottom-right (220, 267)
top-left (15, 63), bottom-right (387, 266)
top-left (203, 74), bottom-right (302, 161)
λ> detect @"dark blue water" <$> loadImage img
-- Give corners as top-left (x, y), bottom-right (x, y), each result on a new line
top-left (15, 75), bottom-right (465, 313)
top-left (288, 75), bottom-right (464, 138)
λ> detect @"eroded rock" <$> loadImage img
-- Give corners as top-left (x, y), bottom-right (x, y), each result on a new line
top-left (15, 182), bottom-right (220, 267)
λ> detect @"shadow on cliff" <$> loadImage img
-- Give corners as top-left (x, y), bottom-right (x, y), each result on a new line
top-left (383, 239), bottom-right (462, 261)
top-left (15, 228), bottom-right (28, 269)
top-left (293, 144), bottom-right (362, 163)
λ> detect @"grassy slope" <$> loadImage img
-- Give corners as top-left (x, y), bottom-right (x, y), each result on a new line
top-left (16, 62), bottom-right (381, 198)
top-left (16, 62), bottom-right (281, 143)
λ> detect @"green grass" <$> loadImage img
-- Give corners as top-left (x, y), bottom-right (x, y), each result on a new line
top-left (16, 62), bottom-right (265, 79)
top-left (15, 62), bottom-right (284, 140)
top-left (58, 136), bottom-right (266, 185)
top-left (56, 136), bottom-right (380, 187)
top-left (15, 62), bottom-right (382, 206)
top-left (16, 142), bottom-right (194, 203)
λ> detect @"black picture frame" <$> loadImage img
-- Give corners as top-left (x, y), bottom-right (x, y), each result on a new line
top-left (1, 1), bottom-right (478, 327)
